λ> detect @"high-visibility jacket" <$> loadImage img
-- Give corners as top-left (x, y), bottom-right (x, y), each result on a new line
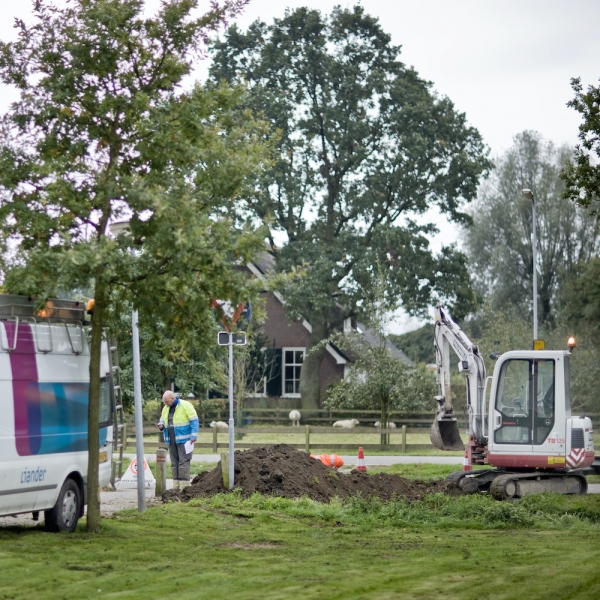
top-left (159, 398), bottom-right (199, 445)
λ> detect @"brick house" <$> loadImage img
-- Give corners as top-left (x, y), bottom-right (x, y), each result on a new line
top-left (246, 252), bottom-right (413, 407)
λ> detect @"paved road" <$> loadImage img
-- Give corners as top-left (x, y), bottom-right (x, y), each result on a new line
top-left (124, 452), bottom-right (465, 466)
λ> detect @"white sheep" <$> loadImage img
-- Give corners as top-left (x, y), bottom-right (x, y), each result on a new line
top-left (332, 419), bottom-right (360, 428)
top-left (209, 420), bottom-right (228, 431)
top-left (374, 421), bottom-right (397, 428)
top-left (289, 410), bottom-right (301, 426)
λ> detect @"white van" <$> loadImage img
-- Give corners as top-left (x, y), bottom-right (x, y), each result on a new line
top-left (0, 295), bottom-right (117, 532)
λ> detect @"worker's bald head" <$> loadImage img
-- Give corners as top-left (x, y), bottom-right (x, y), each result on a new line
top-left (162, 390), bottom-right (176, 406)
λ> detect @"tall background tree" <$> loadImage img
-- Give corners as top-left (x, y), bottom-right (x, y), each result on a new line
top-left (562, 77), bottom-right (600, 215)
top-left (0, 0), bottom-right (268, 531)
top-left (463, 131), bottom-right (600, 327)
top-left (210, 5), bottom-right (490, 409)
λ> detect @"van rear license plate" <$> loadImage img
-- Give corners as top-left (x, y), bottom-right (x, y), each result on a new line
top-left (99, 451), bottom-right (108, 463)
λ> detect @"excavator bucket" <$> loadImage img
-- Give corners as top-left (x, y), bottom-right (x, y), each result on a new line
top-left (430, 419), bottom-right (464, 451)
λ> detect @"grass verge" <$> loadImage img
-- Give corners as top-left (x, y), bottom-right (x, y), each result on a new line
top-left (1, 491), bottom-right (599, 599)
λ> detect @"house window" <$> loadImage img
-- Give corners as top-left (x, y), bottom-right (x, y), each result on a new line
top-left (283, 348), bottom-right (304, 397)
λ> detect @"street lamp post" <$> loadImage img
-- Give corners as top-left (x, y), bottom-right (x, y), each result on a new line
top-left (109, 220), bottom-right (146, 512)
top-left (522, 189), bottom-right (537, 341)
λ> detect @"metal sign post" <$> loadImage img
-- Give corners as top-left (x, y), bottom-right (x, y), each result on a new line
top-left (227, 335), bottom-right (234, 489)
top-left (217, 331), bottom-right (246, 489)
top-left (132, 309), bottom-right (146, 511)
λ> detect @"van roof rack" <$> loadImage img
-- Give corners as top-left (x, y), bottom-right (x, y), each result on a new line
top-left (0, 294), bottom-right (88, 325)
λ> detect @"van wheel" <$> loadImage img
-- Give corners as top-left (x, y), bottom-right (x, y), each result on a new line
top-left (44, 479), bottom-right (80, 533)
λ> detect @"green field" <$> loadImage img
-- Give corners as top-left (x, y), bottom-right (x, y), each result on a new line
top-left (135, 429), bottom-right (469, 456)
top-left (2, 474), bottom-right (600, 599)
top-left (135, 428), bottom-right (600, 457)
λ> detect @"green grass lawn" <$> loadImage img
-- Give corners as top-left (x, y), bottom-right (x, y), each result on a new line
top-left (1, 490), bottom-right (599, 599)
top-left (136, 428), bottom-right (600, 457)
top-left (141, 429), bottom-right (468, 457)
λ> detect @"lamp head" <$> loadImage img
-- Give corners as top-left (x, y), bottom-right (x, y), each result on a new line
top-left (108, 220), bottom-right (131, 237)
top-left (522, 189), bottom-right (534, 201)
top-left (567, 336), bottom-right (576, 350)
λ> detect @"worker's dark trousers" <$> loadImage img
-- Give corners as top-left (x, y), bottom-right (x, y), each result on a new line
top-left (168, 441), bottom-right (192, 482)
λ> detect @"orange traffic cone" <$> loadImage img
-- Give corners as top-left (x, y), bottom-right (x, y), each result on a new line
top-left (357, 447), bottom-right (367, 472)
top-left (462, 447), bottom-right (472, 472)
top-left (316, 454), bottom-right (344, 468)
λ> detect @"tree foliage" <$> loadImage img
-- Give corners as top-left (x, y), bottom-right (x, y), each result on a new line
top-left (463, 131), bottom-right (600, 326)
top-left (389, 324), bottom-right (436, 365)
top-left (0, 0), bottom-right (267, 531)
top-left (562, 77), bottom-right (600, 215)
top-left (324, 271), bottom-right (435, 443)
top-left (324, 333), bottom-right (435, 443)
top-left (111, 298), bottom-right (226, 409)
top-left (558, 256), bottom-right (600, 332)
top-left (210, 5), bottom-right (490, 408)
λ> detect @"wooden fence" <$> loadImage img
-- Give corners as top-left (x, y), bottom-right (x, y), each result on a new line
top-left (126, 425), bottom-right (435, 453)
top-left (124, 409), bottom-right (600, 454)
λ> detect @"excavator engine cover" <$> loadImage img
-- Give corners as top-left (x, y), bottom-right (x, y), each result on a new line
top-left (430, 419), bottom-right (464, 451)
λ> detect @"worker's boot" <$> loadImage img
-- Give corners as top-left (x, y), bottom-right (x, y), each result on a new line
top-left (173, 480), bottom-right (180, 491)
top-left (180, 479), bottom-right (190, 490)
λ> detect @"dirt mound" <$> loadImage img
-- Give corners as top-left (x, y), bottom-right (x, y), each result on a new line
top-left (164, 444), bottom-right (455, 504)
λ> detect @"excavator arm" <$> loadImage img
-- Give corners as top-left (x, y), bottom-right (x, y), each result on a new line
top-left (431, 306), bottom-right (487, 451)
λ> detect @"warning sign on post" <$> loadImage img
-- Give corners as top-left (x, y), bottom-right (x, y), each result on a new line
top-left (116, 457), bottom-right (156, 489)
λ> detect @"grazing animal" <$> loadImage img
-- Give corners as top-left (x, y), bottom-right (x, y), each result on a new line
top-left (209, 420), bottom-right (228, 431)
top-left (374, 421), bottom-right (397, 428)
top-left (289, 410), bottom-right (301, 426)
top-left (332, 419), bottom-right (360, 429)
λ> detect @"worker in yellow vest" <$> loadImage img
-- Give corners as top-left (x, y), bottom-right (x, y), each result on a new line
top-left (157, 391), bottom-right (199, 490)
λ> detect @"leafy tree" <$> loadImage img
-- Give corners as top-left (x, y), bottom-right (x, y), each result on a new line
top-left (324, 336), bottom-right (435, 444)
top-left (111, 300), bottom-right (225, 409)
top-left (562, 78), bottom-right (600, 215)
top-left (0, 0), bottom-right (268, 531)
top-left (558, 256), bottom-right (600, 332)
top-left (463, 131), bottom-right (600, 327)
top-left (389, 324), bottom-right (435, 365)
top-left (324, 271), bottom-right (435, 444)
top-left (210, 6), bottom-right (490, 409)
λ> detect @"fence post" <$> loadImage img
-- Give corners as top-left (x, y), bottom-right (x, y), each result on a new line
top-left (155, 448), bottom-right (167, 496)
top-left (212, 426), bottom-right (218, 453)
top-left (401, 424), bottom-right (407, 453)
top-left (305, 424), bottom-right (310, 453)
top-left (221, 452), bottom-right (229, 488)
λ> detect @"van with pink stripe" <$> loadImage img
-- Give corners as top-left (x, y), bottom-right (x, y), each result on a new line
top-left (0, 295), bottom-right (115, 532)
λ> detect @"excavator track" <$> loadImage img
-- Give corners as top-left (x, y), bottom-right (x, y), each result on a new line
top-left (446, 469), bottom-right (505, 494)
top-left (490, 472), bottom-right (588, 500)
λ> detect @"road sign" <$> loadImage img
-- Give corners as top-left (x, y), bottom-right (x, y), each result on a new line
top-left (213, 300), bottom-right (252, 331)
top-left (233, 332), bottom-right (246, 345)
top-left (217, 331), bottom-right (247, 346)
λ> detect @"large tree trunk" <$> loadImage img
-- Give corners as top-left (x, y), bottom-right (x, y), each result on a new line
top-left (86, 281), bottom-right (106, 533)
top-left (299, 320), bottom-right (328, 411)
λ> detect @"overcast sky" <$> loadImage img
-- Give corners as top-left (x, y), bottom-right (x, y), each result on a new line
top-left (1, 0), bottom-right (598, 330)
top-left (2, 1), bottom-right (598, 154)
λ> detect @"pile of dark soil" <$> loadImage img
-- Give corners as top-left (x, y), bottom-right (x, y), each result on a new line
top-left (164, 444), bottom-right (456, 504)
